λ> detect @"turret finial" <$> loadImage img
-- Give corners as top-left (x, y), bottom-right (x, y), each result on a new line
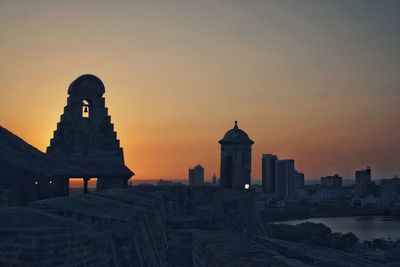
top-left (234, 120), bottom-right (238, 129)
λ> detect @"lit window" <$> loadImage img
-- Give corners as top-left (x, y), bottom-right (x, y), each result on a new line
top-left (82, 100), bottom-right (90, 118)
top-left (244, 184), bottom-right (250, 189)
top-left (49, 180), bottom-right (53, 184)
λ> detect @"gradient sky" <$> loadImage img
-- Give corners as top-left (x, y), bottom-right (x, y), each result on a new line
top-left (0, 0), bottom-right (399, 181)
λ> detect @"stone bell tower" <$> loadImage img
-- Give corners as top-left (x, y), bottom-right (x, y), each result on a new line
top-left (47, 74), bottom-right (133, 191)
top-left (219, 121), bottom-right (254, 189)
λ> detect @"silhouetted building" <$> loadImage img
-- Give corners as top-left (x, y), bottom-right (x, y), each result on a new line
top-left (381, 176), bottom-right (400, 206)
top-left (261, 154), bottom-right (278, 193)
top-left (157, 179), bottom-right (184, 186)
top-left (364, 181), bottom-right (380, 197)
top-left (219, 121), bottom-right (254, 189)
top-left (0, 126), bottom-right (89, 205)
top-left (355, 167), bottom-right (371, 195)
top-left (295, 185), bottom-right (340, 204)
top-left (276, 159), bottom-right (296, 199)
top-left (189, 165), bottom-right (204, 186)
top-left (0, 75), bottom-right (134, 204)
top-left (263, 154), bottom-right (304, 198)
top-left (295, 170), bottom-right (305, 189)
top-left (321, 174), bottom-right (343, 188)
top-left (211, 173), bottom-right (218, 185)
top-left (47, 74), bottom-right (133, 193)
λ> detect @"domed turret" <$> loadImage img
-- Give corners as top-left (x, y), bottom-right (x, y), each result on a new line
top-left (219, 121), bottom-right (254, 145)
top-left (68, 74), bottom-right (105, 97)
top-left (219, 121), bottom-right (254, 189)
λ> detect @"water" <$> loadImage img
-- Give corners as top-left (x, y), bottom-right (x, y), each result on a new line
top-left (276, 216), bottom-right (400, 241)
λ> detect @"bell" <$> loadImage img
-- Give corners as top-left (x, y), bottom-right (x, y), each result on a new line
top-left (84, 106), bottom-right (88, 113)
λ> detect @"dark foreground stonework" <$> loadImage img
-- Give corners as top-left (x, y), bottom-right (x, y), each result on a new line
top-left (0, 207), bottom-right (111, 266)
top-left (0, 187), bottom-right (383, 267)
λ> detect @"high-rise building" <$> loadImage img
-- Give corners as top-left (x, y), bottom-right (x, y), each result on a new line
top-left (321, 174), bottom-right (342, 188)
top-left (355, 167), bottom-right (372, 195)
top-left (380, 176), bottom-right (400, 206)
top-left (219, 121), bottom-right (254, 189)
top-left (276, 159), bottom-right (296, 199)
top-left (261, 154), bottom-right (278, 193)
top-left (189, 164), bottom-right (204, 186)
top-left (295, 171), bottom-right (305, 189)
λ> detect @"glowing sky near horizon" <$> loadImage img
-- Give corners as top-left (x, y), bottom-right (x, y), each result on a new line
top-left (0, 0), bottom-right (399, 181)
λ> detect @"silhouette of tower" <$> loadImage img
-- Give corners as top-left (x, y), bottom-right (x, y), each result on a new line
top-left (47, 74), bottom-right (133, 192)
top-left (219, 121), bottom-right (254, 189)
top-left (211, 173), bottom-right (218, 185)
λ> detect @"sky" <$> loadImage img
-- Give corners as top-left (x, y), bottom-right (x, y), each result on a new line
top-left (0, 0), bottom-right (399, 182)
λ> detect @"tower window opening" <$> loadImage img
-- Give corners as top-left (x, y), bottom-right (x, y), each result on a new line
top-left (82, 100), bottom-right (90, 118)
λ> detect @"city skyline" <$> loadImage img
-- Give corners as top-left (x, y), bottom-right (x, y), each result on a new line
top-left (1, 2), bottom-right (400, 266)
top-left (1, 1), bottom-right (399, 180)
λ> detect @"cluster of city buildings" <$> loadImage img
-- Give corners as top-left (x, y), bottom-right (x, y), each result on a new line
top-left (281, 166), bottom-right (400, 211)
top-left (261, 154), bottom-right (304, 200)
top-left (182, 143), bottom-right (399, 215)
top-left (181, 124), bottom-right (399, 212)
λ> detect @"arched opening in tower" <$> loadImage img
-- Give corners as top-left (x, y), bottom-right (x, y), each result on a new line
top-left (223, 155), bottom-right (233, 188)
top-left (82, 100), bottom-right (90, 118)
top-left (69, 178), bottom-right (97, 195)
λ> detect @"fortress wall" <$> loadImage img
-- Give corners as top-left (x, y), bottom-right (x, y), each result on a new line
top-left (96, 188), bottom-right (168, 265)
top-left (165, 230), bottom-right (194, 267)
top-left (0, 189), bottom-right (10, 207)
top-left (0, 187), bottom-right (381, 267)
top-left (0, 207), bottom-right (111, 267)
top-left (133, 187), bottom-right (265, 235)
top-left (29, 194), bottom-right (164, 267)
top-left (25, 187), bottom-right (266, 266)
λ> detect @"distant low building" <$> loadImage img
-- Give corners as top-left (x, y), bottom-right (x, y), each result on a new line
top-left (189, 165), bottom-right (204, 186)
top-left (295, 185), bottom-right (338, 203)
top-left (352, 195), bottom-right (381, 207)
top-left (157, 179), bottom-right (184, 186)
top-left (321, 174), bottom-right (343, 188)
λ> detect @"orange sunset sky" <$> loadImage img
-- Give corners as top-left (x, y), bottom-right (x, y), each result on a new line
top-left (0, 1), bottom-right (399, 182)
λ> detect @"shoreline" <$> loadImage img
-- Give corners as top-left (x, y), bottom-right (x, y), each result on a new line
top-left (270, 213), bottom-right (396, 224)
top-left (264, 207), bottom-right (388, 223)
